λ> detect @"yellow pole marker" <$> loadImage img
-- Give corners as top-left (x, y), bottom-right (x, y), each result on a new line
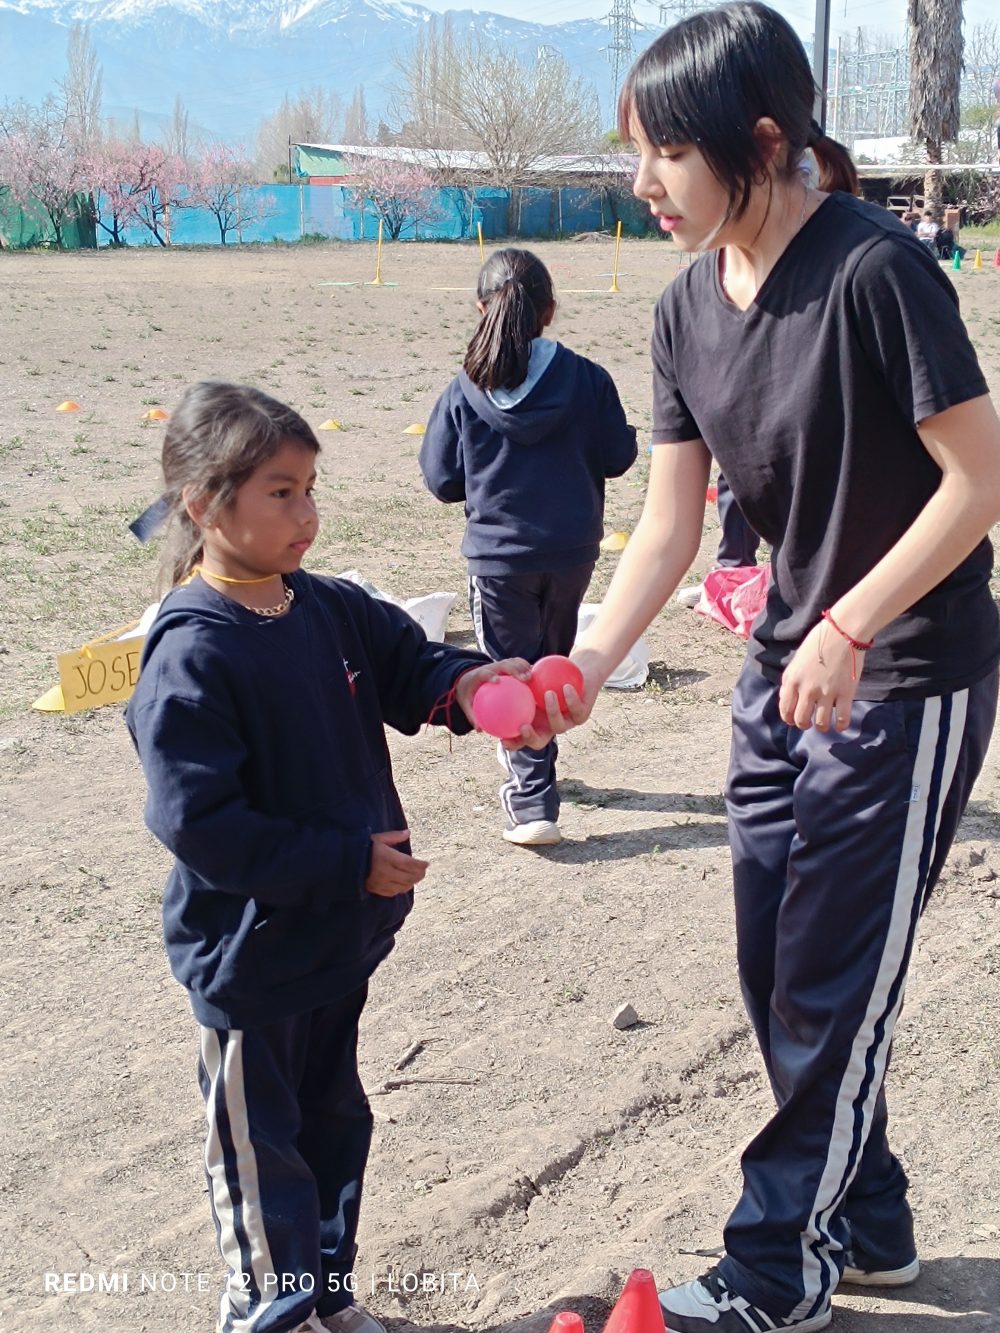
top-left (477, 220), bottom-right (485, 263)
top-left (608, 221), bottom-right (623, 293)
top-left (369, 218), bottom-right (385, 286)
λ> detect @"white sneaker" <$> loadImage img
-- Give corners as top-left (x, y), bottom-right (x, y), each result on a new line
top-left (502, 819), bottom-right (562, 846)
top-left (675, 583), bottom-right (703, 608)
top-left (320, 1307), bottom-right (388, 1333)
top-left (841, 1255), bottom-right (920, 1287)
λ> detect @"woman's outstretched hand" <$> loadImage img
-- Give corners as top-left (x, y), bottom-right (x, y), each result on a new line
top-left (503, 654), bottom-right (603, 750)
top-left (778, 618), bottom-right (866, 732)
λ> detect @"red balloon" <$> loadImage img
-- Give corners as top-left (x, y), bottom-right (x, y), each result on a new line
top-left (529, 655), bottom-right (584, 715)
top-left (471, 675), bottom-right (536, 738)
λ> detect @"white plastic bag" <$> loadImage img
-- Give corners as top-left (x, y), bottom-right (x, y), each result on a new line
top-left (337, 570), bottom-right (457, 643)
top-left (574, 603), bottom-right (650, 689)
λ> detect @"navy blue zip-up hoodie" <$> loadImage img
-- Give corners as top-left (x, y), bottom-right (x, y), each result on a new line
top-left (419, 342), bottom-right (637, 574)
top-left (126, 571), bottom-right (487, 1029)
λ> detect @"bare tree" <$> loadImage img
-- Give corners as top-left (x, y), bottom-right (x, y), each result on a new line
top-left (959, 23), bottom-right (1000, 162)
top-left (393, 23), bottom-right (600, 231)
top-left (343, 86), bottom-right (369, 145)
top-left (163, 94), bottom-right (196, 166)
top-left (61, 23), bottom-right (103, 150)
top-left (254, 87), bottom-right (343, 180)
top-left (392, 17), bottom-right (471, 150)
top-left (907, 0), bottom-right (963, 210)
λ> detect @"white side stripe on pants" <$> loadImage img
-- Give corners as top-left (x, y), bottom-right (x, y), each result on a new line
top-left (792, 690), bottom-right (967, 1319)
top-left (201, 1028), bottom-right (279, 1333)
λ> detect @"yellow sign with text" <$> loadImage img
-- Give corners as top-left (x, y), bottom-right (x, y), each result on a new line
top-left (57, 627), bottom-right (144, 715)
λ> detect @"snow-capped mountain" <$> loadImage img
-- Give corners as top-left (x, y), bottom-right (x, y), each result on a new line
top-left (0, 0), bottom-right (658, 140)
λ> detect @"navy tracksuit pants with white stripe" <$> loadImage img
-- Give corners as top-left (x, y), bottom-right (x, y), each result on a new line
top-left (469, 565), bottom-right (594, 826)
top-left (198, 984), bottom-right (372, 1333)
top-left (718, 662), bottom-right (997, 1321)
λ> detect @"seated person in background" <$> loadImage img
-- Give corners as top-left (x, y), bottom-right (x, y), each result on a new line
top-left (934, 226), bottom-right (956, 260)
top-left (916, 210), bottom-right (938, 250)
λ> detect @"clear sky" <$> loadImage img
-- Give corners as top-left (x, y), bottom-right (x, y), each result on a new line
top-left (423, 0), bottom-right (996, 49)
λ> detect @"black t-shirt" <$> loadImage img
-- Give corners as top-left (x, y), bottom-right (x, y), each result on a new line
top-left (651, 191), bottom-right (998, 700)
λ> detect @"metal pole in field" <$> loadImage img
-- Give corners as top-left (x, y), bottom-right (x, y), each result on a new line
top-left (477, 219), bottom-right (485, 262)
top-left (609, 219), bottom-right (623, 292)
top-left (812, 0), bottom-right (832, 128)
top-left (371, 218), bottom-right (385, 285)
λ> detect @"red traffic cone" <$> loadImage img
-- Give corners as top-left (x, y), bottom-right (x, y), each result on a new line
top-left (603, 1269), bottom-right (665, 1333)
top-left (994, 248), bottom-right (1000, 269)
top-left (549, 1314), bottom-right (585, 1333)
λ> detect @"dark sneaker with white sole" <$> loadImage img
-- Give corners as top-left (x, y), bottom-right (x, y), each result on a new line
top-left (841, 1250), bottom-right (920, 1287)
top-left (658, 1268), bottom-right (831, 1332)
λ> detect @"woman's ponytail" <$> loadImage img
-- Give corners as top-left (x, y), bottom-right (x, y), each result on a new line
top-left (807, 120), bottom-right (860, 195)
top-left (463, 248), bottom-right (555, 392)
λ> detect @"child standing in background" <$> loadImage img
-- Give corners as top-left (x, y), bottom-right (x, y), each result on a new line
top-left (127, 381), bottom-right (527, 1333)
top-left (419, 248), bottom-right (637, 846)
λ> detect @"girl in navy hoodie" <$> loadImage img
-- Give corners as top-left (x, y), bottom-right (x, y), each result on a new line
top-left (127, 381), bottom-right (526, 1333)
top-left (419, 248), bottom-right (637, 846)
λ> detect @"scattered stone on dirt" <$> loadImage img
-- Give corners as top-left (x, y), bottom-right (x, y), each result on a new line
top-left (611, 1002), bottom-right (640, 1030)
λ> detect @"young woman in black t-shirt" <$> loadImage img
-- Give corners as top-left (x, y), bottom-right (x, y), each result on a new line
top-left (524, 4), bottom-right (1000, 1331)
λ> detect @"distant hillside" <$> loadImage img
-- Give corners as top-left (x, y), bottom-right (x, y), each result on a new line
top-left (0, 0), bottom-right (662, 141)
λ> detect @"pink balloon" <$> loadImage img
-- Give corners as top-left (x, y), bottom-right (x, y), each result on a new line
top-left (529, 655), bottom-right (584, 715)
top-left (472, 676), bottom-right (536, 738)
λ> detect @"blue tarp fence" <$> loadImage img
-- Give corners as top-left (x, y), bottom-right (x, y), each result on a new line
top-left (95, 182), bottom-right (654, 247)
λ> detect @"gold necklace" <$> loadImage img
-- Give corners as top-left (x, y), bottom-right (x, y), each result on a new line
top-left (254, 585), bottom-right (295, 618)
top-left (722, 183), bottom-right (811, 299)
top-left (193, 565), bottom-right (294, 617)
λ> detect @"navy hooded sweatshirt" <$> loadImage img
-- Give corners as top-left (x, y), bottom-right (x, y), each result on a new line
top-left (419, 342), bottom-right (637, 574)
top-left (126, 571), bottom-right (487, 1029)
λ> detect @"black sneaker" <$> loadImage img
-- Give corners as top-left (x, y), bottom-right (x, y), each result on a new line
top-left (658, 1268), bottom-right (831, 1332)
top-left (841, 1248), bottom-right (920, 1287)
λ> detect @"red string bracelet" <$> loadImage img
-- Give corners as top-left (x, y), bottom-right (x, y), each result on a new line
top-left (424, 668), bottom-right (480, 751)
top-left (821, 609), bottom-right (874, 682)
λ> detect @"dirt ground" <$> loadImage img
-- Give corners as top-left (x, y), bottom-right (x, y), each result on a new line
top-left (1, 238), bottom-right (999, 1333)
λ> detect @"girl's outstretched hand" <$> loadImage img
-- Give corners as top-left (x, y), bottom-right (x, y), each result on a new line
top-left (778, 618), bottom-right (866, 732)
top-left (455, 658), bottom-right (533, 728)
top-left (366, 830), bottom-right (429, 898)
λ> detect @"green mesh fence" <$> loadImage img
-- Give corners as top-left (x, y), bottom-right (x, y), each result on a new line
top-left (0, 189), bottom-right (97, 250)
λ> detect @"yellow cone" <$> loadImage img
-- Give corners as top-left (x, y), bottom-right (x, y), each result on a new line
top-left (318, 419), bottom-right (343, 430)
top-left (32, 684), bottom-right (65, 712)
top-left (142, 407), bottom-right (169, 421)
top-left (600, 530), bottom-right (629, 553)
top-left (56, 400), bottom-right (81, 412)
top-left (403, 423), bottom-right (426, 435)
top-left (973, 250), bottom-right (983, 269)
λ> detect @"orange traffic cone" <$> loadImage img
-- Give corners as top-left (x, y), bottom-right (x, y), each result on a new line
top-left (548, 1314), bottom-right (585, 1333)
top-left (56, 400), bottom-right (81, 412)
top-left (603, 1269), bottom-right (664, 1333)
top-left (142, 407), bottom-right (169, 421)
